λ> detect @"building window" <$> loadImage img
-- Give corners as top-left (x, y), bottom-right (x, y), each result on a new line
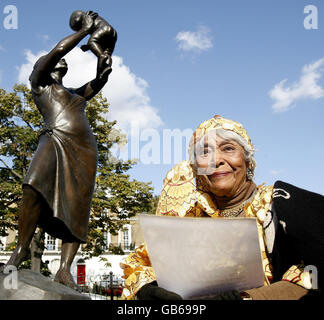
top-left (45, 234), bottom-right (57, 251)
top-left (123, 229), bottom-right (130, 250)
top-left (0, 236), bottom-right (6, 251)
top-left (107, 232), bottom-right (111, 249)
top-left (102, 231), bottom-right (111, 251)
top-left (120, 225), bottom-right (131, 251)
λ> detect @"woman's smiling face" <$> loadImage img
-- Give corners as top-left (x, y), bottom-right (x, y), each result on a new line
top-left (195, 133), bottom-right (248, 198)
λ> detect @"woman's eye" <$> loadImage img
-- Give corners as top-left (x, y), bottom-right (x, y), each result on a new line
top-left (197, 148), bottom-right (210, 157)
top-left (201, 149), bottom-right (209, 156)
top-left (223, 145), bottom-right (235, 151)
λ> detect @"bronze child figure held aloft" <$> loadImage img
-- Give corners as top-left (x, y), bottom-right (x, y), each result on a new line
top-left (70, 10), bottom-right (117, 74)
top-left (0, 11), bottom-right (116, 291)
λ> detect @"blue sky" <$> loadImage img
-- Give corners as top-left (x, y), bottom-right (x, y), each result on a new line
top-left (1, 0), bottom-right (324, 196)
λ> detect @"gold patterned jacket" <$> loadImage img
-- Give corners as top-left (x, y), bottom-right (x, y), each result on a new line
top-left (120, 161), bottom-right (311, 300)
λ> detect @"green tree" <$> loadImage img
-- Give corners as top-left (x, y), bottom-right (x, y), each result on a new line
top-left (0, 84), bottom-right (153, 260)
top-left (147, 195), bottom-right (160, 215)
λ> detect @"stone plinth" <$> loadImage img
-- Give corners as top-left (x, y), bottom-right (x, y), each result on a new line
top-left (0, 269), bottom-right (90, 300)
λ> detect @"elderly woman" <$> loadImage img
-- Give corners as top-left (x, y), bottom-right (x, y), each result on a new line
top-left (121, 115), bottom-right (324, 300)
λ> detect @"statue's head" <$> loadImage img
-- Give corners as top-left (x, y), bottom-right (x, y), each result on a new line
top-left (53, 59), bottom-right (68, 77)
top-left (69, 10), bottom-right (85, 31)
top-left (33, 55), bottom-right (47, 71)
top-left (29, 55), bottom-right (46, 82)
top-left (53, 59), bottom-right (68, 79)
top-left (29, 56), bottom-right (68, 82)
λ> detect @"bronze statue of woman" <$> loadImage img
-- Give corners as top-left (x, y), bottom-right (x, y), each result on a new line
top-left (1, 11), bottom-right (114, 290)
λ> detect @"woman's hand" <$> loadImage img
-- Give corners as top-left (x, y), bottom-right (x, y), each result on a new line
top-left (81, 11), bottom-right (96, 34)
top-left (86, 11), bottom-right (99, 20)
top-left (137, 282), bottom-right (183, 300)
top-left (189, 290), bottom-right (243, 300)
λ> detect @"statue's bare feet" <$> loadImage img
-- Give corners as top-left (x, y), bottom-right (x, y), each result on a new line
top-left (54, 268), bottom-right (81, 292)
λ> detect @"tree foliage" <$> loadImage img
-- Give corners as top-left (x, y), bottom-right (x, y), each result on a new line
top-left (0, 84), bottom-right (154, 257)
top-left (147, 195), bottom-right (160, 215)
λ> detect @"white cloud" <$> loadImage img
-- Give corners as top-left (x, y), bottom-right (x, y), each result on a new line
top-left (102, 55), bottom-right (163, 131)
top-left (17, 49), bottom-right (48, 85)
top-left (270, 169), bottom-right (284, 176)
top-left (16, 48), bottom-right (163, 133)
top-left (40, 34), bottom-right (50, 41)
top-left (175, 25), bottom-right (213, 53)
top-left (0, 45), bottom-right (5, 52)
top-left (269, 58), bottom-right (324, 112)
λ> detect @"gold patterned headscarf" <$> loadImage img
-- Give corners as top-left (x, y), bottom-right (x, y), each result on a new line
top-left (188, 115), bottom-right (254, 155)
top-left (156, 115), bottom-right (256, 218)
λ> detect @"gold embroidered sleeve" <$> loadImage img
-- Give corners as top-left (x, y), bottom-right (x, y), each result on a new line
top-left (120, 243), bottom-right (156, 300)
top-left (245, 184), bottom-right (274, 285)
top-left (281, 264), bottom-right (313, 289)
top-left (156, 161), bottom-right (196, 217)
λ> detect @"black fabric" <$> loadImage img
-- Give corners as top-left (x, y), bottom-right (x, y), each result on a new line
top-left (189, 290), bottom-right (243, 300)
top-left (137, 281), bottom-right (183, 300)
top-left (271, 181), bottom-right (324, 292)
top-left (137, 282), bottom-right (242, 300)
top-left (299, 289), bottom-right (323, 300)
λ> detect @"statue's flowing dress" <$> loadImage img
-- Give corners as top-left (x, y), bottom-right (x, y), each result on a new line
top-left (23, 82), bottom-right (98, 242)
